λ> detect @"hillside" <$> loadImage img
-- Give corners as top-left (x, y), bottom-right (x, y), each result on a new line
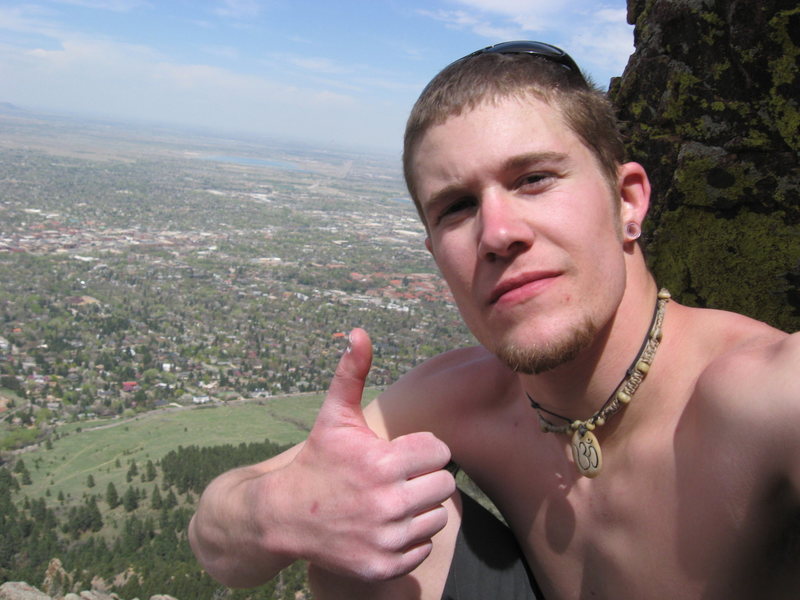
top-left (2, 397), bottom-right (331, 599)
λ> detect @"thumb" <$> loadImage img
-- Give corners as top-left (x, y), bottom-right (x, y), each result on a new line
top-left (314, 328), bottom-right (373, 430)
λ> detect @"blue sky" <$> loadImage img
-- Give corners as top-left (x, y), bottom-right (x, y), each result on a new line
top-left (0, 1), bottom-right (634, 152)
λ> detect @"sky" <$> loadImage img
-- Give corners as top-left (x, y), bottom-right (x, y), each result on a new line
top-left (0, 1), bottom-right (635, 153)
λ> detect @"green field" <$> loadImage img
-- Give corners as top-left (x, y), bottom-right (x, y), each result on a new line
top-left (17, 389), bottom-right (381, 506)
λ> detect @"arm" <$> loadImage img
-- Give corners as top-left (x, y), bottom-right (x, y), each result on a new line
top-left (188, 444), bottom-right (301, 587)
top-left (189, 329), bottom-right (456, 588)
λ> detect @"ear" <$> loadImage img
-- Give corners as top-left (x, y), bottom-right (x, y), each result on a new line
top-left (617, 161), bottom-right (650, 229)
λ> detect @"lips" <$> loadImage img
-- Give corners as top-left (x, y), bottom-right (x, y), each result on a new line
top-left (489, 271), bottom-right (560, 305)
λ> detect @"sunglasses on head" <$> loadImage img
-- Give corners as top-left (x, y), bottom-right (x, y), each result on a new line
top-left (458, 40), bottom-right (584, 81)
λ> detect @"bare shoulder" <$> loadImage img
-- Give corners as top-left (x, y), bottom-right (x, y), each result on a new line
top-left (678, 305), bottom-right (798, 461)
top-left (363, 345), bottom-right (519, 442)
top-left (690, 307), bottom-right (795, 401)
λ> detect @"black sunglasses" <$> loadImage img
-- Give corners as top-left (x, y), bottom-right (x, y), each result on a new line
top-left (459, 40), bottom-right (583, 79)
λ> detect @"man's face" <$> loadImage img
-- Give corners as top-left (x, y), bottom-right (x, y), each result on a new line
top-left (412, 96), bottom-right (628, 373)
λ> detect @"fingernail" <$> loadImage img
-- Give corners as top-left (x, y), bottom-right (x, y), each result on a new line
top-left (346, 331), bottom-right (353, 353)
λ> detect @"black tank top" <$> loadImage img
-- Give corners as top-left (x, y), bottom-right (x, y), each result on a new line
top-left (441, 490), bottom-right (543, 599)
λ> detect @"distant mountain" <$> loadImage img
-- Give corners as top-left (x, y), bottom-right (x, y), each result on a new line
top-left (0, 102), bottom-right (26, 114)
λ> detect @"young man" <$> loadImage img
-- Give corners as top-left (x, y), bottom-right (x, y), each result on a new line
top-left (190, 42), bottom-right (800, 599)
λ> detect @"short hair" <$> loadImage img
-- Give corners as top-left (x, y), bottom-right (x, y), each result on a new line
top-left (403, 49), bottom-right (625, 224)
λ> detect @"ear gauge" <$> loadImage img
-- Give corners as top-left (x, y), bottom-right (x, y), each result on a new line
top-left (625, 222), bottom-right (641, 241)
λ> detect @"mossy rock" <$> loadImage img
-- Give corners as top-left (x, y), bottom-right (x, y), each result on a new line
top-left (647, 206), bottom-right (799, 331)
top-left (612, 0), bottom-right (800, 331)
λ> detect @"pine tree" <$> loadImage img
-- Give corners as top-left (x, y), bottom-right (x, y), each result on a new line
top-left (87, 497), bottom-right (103, 532)
top-left (145, 459), bottom-right (157, 482)
top-left (151, 485), bottom-right (163, 510)
top-left (122, 486), bottom-right (139, 512)
top-left (126, 461), bottom-right (138, 483)
top-left (164, 488), bottom-right (178, 510)
top-left (106, 481), bottom-right (120, 509)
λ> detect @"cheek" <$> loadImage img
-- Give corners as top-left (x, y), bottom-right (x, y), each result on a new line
top-left (436, 255), bottom-right (470, 294)
top-left (431, 234), bottom-right (472, 278)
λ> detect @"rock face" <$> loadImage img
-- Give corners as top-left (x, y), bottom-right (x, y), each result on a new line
top-left (0, 581), bottom-right (52, 600)
top-left (0, 582), bottom-right (177, 600)
top-left (610, 0), bottom-right (799, 331)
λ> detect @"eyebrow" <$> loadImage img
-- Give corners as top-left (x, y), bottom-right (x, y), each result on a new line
top-left (422, 151), bottom-right (570, 210)
top-left (503, 151), bottom-right (569, 173)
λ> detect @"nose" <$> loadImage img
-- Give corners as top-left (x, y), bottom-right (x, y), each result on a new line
top-left (477, 193), bottom-right (534, 262)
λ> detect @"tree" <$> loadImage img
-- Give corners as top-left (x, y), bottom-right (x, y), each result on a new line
top-left (86, 474), bottom-right (95, 488)
top-left (106, 481), bottom-right (120, 509)
top-left (126, 461), bottom-right (138, 483)
top-left (163, 488), bottom-right (178, 510)
top-left (151, 485), bottom-right (163, 510)
top-left (145, 459), bottom-right (157, 482)
top-left (122, 486), bottom-right (139, 512)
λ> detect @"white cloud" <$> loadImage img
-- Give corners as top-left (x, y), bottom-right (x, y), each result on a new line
top-left (0, 5), bottom-right (65, 39)
top-left (454, 0), bottom-right (557, 11)
top-left (417, 1), bottom-right (633, 83)
top-left (596, 7), bottom-right (629, 23)
top-left (417, 9), bottom-right (518, 38)
top-left (0, 27), bottom-right (388, 146)
top-left (283, 55), bottom-right (351, 75)
top-left (420, 0), bottom-right (572, 35)
top-left (24, 38), bottom-right (159, 70)
top-left (212, 0), bottom-right (262, 20)
top-left (50, 0), bottom-right (150, 12)
top-left (566, 7), bottom-right (634, 82)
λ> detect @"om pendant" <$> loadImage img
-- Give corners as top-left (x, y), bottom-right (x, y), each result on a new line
top-left (571, 428), bottom-right (602, 478)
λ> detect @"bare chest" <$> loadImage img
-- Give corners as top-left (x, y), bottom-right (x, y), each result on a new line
top-left (457, 411), bottom-right (798, 600)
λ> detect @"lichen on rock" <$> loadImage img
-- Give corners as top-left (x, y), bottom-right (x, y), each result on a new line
top-left (610, 0), bottom-right (799, 331)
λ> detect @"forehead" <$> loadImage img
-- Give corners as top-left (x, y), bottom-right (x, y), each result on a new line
top-left (411, 96), bottom-right (591, 203)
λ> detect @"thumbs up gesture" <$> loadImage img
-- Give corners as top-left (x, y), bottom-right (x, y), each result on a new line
top-left (288, 328), bottom-right (456, 580)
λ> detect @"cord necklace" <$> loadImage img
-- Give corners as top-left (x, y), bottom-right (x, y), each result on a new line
top-left (526, 289), bottom-right (671, 478)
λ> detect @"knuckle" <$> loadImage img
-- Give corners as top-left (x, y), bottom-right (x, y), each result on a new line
top-left (358, 559), bottom-right (400, 582)
top-left (376, 491), bottom-right (408, 521)
top-left (367, 447), bottom-right (401, 481)
top-left (402, 431), bottom-right (451, 461)
top-left (437, 469), bottom-right (457, 495)
top-left (374, 523), bottom-right (409, 554)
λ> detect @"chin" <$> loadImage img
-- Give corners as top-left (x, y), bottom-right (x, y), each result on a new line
top-left (489, 316), bottom-right (598, 375)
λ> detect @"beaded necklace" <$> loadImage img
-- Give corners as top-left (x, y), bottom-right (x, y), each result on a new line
top-left (526, 289), bottom-right (670, 478)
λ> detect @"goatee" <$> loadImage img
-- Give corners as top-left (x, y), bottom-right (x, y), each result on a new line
top-left (494, 318), bottom-right (598, 374)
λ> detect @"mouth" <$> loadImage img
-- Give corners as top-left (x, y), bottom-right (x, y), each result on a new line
top-left (489, 271), bottom-right (560, 306)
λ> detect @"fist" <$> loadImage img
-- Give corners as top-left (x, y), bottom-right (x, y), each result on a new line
top-left (289, 328), bottom-right (456, 580)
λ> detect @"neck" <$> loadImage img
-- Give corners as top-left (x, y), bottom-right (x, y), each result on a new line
top-left (520, 277), bottom-right (660, 419)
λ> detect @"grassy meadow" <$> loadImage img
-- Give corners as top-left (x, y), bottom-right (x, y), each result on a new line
top-left (16, 388), bottom-right (381, 508)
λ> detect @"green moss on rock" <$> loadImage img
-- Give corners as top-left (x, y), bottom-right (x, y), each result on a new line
top-left (612, 0), bottom-right (799, 331)
top-left (647, 207), bottom-right (799, 331)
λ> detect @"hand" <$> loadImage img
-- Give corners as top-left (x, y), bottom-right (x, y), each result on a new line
top-left (286, 328), bottom-right (455, 580)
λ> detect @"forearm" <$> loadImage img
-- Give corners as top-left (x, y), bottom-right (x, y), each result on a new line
top-left (189, 451), bottom-right (302, 588)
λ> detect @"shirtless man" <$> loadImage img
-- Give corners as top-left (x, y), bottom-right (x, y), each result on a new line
top-left (189, 42), bottom-right (800, 599)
